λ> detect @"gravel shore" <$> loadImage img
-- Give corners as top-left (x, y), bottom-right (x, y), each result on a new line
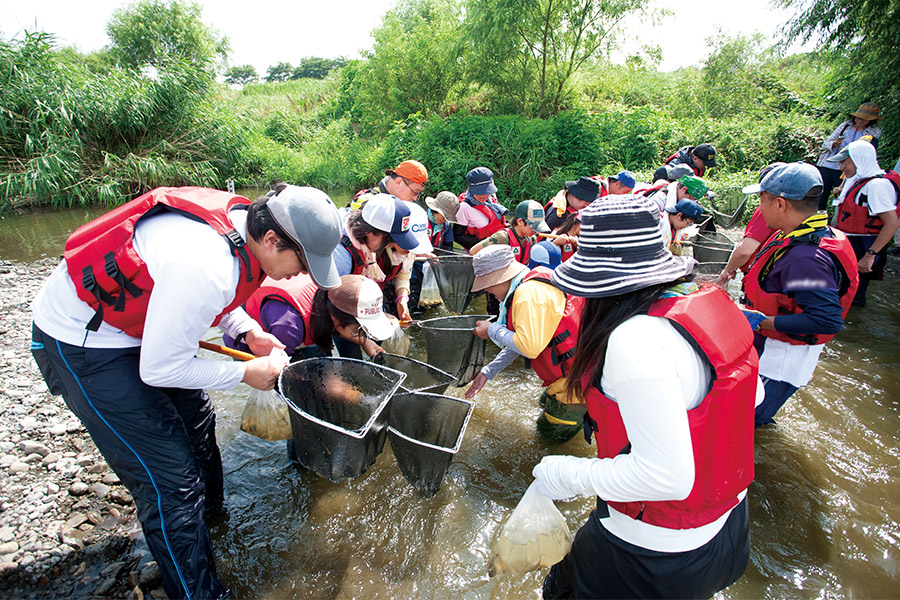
top-left (0, 259), bottom-right (163, 599)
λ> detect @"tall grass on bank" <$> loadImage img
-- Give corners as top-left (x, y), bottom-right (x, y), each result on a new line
top-left (0, 33), bottom-right (246, 208)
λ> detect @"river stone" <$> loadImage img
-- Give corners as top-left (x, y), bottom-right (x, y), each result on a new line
top-left (20, 441), bottom-right (50, 457)
top-left (86, 511), bottom-right (102, 525)
top-left (138, 562), bottom-right (161, 587)
top-left (49, 423), bottom-right (67, 436)
top-left (66, 421), bottom-right (83, 433)
top-left (8, 462), bottom-right (29, 474)
top-left (0, 455), bottom-right (15, 466)
top-left (0, 562), bottom-right (17, 576)
top-left (23, 453), bottom-right (44, 463)
top-left (66, 514), bottom-right (88, 529)
top-left (68, 482), bottom-right (89, 496)
top-left (47, 482), bottom-right (60, 494)
top-left (0, 541), bottom-right (19, 555)
top-left (91, 483), bottom-right (111, 499)
top-left (42, 453), bottom-right (61, 466)
top-left (59, 527), bottom-right (85, 549)
top-left (0, 526), bottom-right (14, 543)
top-left (101, 473), bottom-right (120, 485)
top-left (96, 577), bottom-right (117, 596)
top-left (5, 389), bottom-right (25, 399)
top-left (109, 489), bottom-right (133, 505)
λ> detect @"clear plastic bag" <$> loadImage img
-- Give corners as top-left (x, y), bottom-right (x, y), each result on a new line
top-left (240, 388), bottom-right (293, 441)
top-left (380, 319), bottom-right (410, 356)
top-left (419, 261), bottom-right (442, 306)
top-left (488, 481), bottom-right (572, 576)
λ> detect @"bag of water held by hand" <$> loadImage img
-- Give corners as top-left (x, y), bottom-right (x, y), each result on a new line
top-left (488, 482), bottom-right (572, 575)
top-left (240, 388), bottom-right (293, 441)
top-left (380, 319), bottom-right (410, 356)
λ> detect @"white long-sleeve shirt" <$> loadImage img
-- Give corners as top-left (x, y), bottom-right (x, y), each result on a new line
top-left (31, 209), bottom-right (259, 391)
top-left (539, 314), bottom-right (761, 552)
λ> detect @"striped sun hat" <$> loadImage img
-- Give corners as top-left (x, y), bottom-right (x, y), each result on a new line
top-left (550, 195), bottom-right (695, 298)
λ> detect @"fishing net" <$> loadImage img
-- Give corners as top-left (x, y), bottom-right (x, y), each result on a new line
top-left (427, 252), bottom-right (475, 314)
top-left (387, 392), bottom-right (474, 498)
top-left (279, 357), bottom-right (406, 482)
top-left (709, 186), bottom-right (749, 229)
top-left (417, 315), bottom-right (492, 386)
top-left (373, 352), bottom-right (455, 395)
top-left (691, 232), bottom-right (735, 263)
top-left (488, 482), bottom-right (572, 575)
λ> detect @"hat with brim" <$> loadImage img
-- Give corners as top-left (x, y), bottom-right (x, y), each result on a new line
top-left (825, 146), bottom-right (852, 164)
top-left (424, 191), bottom-right (460, 223)
top-left (564, 176), bottom-right (601, 203)
top-left (550, 196), bottom-right (695, 298)
top-left (267, 185), bottom-right (342, 288)
top-left (471, 245), bottom-right (529, 292)
top-left (466, 167), bottom-right (498, 196)
top-left (742, 162), bottom-right (823, 201)
top-left (328, 275), bottom-right (395, 341)
top-left (362, 194), bottom-right (419, 251)
top-left (850, 103), bottom-right (881, 123)
top-left (514, 199), bottom-right (551, 233)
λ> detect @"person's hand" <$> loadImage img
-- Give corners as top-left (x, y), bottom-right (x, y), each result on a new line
top-left (531, 456), bottom-right (583, 501)
top-left (241, 348), bottom-right (289, 390)
top-left (715, 269), bottom-right (734, 287)
top-left (243, 328), bottom-right (286, 357)
top-left (756, 315), bottom-right (776, 331)
top-left (552, 235), bottom-right (576, 247)
top-left (473, 320), bottom-right (491, 340)
top-left (464, 372), bottom-right (488, 399)
top-left (362, 338), bottom-right (384, 358)
top-left (859, 253), bottom-right (876, 274)
top-left (396, 300), bottom-right (411, 323)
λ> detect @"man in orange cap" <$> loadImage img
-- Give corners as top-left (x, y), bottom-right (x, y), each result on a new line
top-left (348, 159), bottom-right (429, 208)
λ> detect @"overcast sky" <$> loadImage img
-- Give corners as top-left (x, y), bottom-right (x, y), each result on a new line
top-left (2, 0), bottom-right (804, 74)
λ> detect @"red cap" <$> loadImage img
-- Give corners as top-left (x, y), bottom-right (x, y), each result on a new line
top-left (387, 160), bottom-right (428, 184)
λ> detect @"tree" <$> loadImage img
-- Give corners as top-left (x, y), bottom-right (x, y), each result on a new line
top-left (778, 0), bottom-right (900, 161)
top-left (265, 61), bottom-right (293, 83)
top-left (465, 0), bottom-right (649, 117)
top-left (225, 64), bottom-right (257, 85)
top-left (292, 57), bottom-right (347, 79)
top-left (106, 0), bottom-right (229, 71)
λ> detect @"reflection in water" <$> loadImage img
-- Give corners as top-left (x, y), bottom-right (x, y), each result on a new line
top-left (4, 202), bottom-right (898, 598)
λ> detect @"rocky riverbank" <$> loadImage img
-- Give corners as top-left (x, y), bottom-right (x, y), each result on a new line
top-left (0, 259), bottom-right (163, 599)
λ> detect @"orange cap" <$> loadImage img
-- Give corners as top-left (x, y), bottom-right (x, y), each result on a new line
top-left (388, 160), bottom-right (428, 184)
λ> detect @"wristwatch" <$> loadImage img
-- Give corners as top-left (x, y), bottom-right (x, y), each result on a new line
top-left (866, 248), bottom-right (878, 256)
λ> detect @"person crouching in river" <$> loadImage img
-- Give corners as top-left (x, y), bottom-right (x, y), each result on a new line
top-left (30, 185), bottom-right (343, 600)
top-left (464, 245), bottom-right (586, 442)
top-left (225, 274), bottom-right (394, 361)
top-left (468, 199), bottom-right (551, 264)
top-left (532, 194), bottom-right (760, 599)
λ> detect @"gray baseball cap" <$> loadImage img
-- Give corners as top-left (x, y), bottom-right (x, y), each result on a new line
top-left (266, 185), bottom-right (342, 288)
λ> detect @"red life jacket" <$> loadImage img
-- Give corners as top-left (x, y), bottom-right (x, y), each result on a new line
top-left (338, 235), bottom-right (403, 288)
top-left (743, 228), bottom-right (859, 345)
top-left (244, 275), bottom-right (317, 347)
top-left (665, 150), bottom-right (705, 177)
top-left (506, 228), bottom-right (533, 265)
top-left (458, 193), bottom-right (505, 239)
top-left (835, 171), bottom-right (900, 234)
top-left (429, 222), bottom-right (447, 248)
top-left (560, 242), bottom-right (576, 263)
top-left (63, 187), bottom-right (264, 338)
top-left (583, 284), bottom-right (757, 530)
top-left (506, 267), bottom-right (584, 386)
top-left (640, 182), bottom-right (669, 198)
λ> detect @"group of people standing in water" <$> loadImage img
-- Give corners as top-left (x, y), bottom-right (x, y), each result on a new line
top-left (28, 108), bottom-right (898, 597)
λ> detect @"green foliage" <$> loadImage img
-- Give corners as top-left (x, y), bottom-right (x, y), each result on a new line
top-left (292, 57), bottom-right (347, 79)
top-left (336, 0), bottom-right (466, 136)
top-left (225, 64), bottom-right (257, 85)
top-left (465, 0), bottom-right (649, 117)
top-left (778, 0), bottom-right (900, 165)
top-left (106, 0), bottom-right (229, 71)
top-left (265, 62), bottom-right (293, 83)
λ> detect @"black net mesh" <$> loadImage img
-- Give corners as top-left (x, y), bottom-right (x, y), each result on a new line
top-left (417, 315), bottom-right (492, 386)
top-left (373, 352), bottom-right (455, 395)
top-left (279, 357), bottom-right (406, 482)
top-left (427, 253), bottom-right (475, 314)
top-left (387, 392), bottom-right (474, 498)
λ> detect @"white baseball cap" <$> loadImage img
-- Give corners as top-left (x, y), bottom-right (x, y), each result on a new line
top-left (406, 202), bottom-right (434, 254)
top-left (361, 194), bottom-right (419, 251)
top-left (327, 275), bottom-right (395, 341)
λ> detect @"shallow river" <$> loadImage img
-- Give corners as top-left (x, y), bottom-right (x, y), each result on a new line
top-left (2, 196), bottom-right (898, 599)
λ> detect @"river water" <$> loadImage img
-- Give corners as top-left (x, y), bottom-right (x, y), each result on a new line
top-left (2, 197), bottom-right (898, 599)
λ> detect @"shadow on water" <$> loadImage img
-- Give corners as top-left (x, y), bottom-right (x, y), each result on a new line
top-left (6, 205), bottom-right (900, 598)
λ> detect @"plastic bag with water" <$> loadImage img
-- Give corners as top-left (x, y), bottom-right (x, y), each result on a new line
top-left (380, 319), bottom-right (410, 356)
top-left (419, 261), bottom-right (442, 307)
top-left (241, 388), bottom-right (293, 441)
top-left (488, 481), bottom-right (572, 575)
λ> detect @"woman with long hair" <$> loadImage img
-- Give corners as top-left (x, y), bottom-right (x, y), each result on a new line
top-left (532, 195), bottom-right (760, 599)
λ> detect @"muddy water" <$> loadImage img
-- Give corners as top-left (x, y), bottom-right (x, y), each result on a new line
top-left (4, 202), bottom-right (899, 598)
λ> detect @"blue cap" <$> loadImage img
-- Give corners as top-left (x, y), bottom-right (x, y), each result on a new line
top-left (666, 199), bottom-right (704, 220)
top-left (527, 240), bottom-right (562, 270)
top-left (466, 166), bottom-right (498, 196)
top-left (361, 194), bottom-right (419, 251)
top-left (612, 170), bottom-right (636, 190)
top-left (743, 162), bottom-right (823, 201)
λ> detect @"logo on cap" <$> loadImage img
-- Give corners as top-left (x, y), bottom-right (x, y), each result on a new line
top-left (401, 216), bottom-right (411, 231)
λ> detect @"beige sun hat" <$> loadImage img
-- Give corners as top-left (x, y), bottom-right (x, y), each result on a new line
top-left (424, 191), bottom-right (461, 223)
top-left (471, 245), bottom-right (529, 293)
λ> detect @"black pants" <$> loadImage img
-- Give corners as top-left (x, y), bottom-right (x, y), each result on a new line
top-left (816, 166), bottom-right (843, 211)
top-left (31, 325), bottom-right (228, 600)
top-left (543, 498), bottom-right (750, 599)
top-left (847, 234), bottom-right (885, 305)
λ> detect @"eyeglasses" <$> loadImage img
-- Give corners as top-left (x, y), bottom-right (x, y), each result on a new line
top-left (349, 325), bottom-right (373, 340)
top-left (401, 177), bottom-right (425, 198)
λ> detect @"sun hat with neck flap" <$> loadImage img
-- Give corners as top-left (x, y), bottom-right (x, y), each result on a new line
top-left (471, 245), bottom-right (529, 293)
top-left (550, 195), bottom-right (695, 298)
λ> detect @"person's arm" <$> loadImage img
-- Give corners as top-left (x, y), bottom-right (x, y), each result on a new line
top-left (469, 230), bottom-right (508, 255)
top-left (452, 224), bottom-right (479, 250)
top-left (858, 210), bottom-right (899, 273)
top-left (465, 347), bottom-right (519, 399)
top-left (533, 319), bottom-right (697, 502)
top-left (717, 237), bottom-right (763, 285)
top-left (761, 289), bottom-right (844, 335)
top-left (822, 122), bottom-right (848, 151)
